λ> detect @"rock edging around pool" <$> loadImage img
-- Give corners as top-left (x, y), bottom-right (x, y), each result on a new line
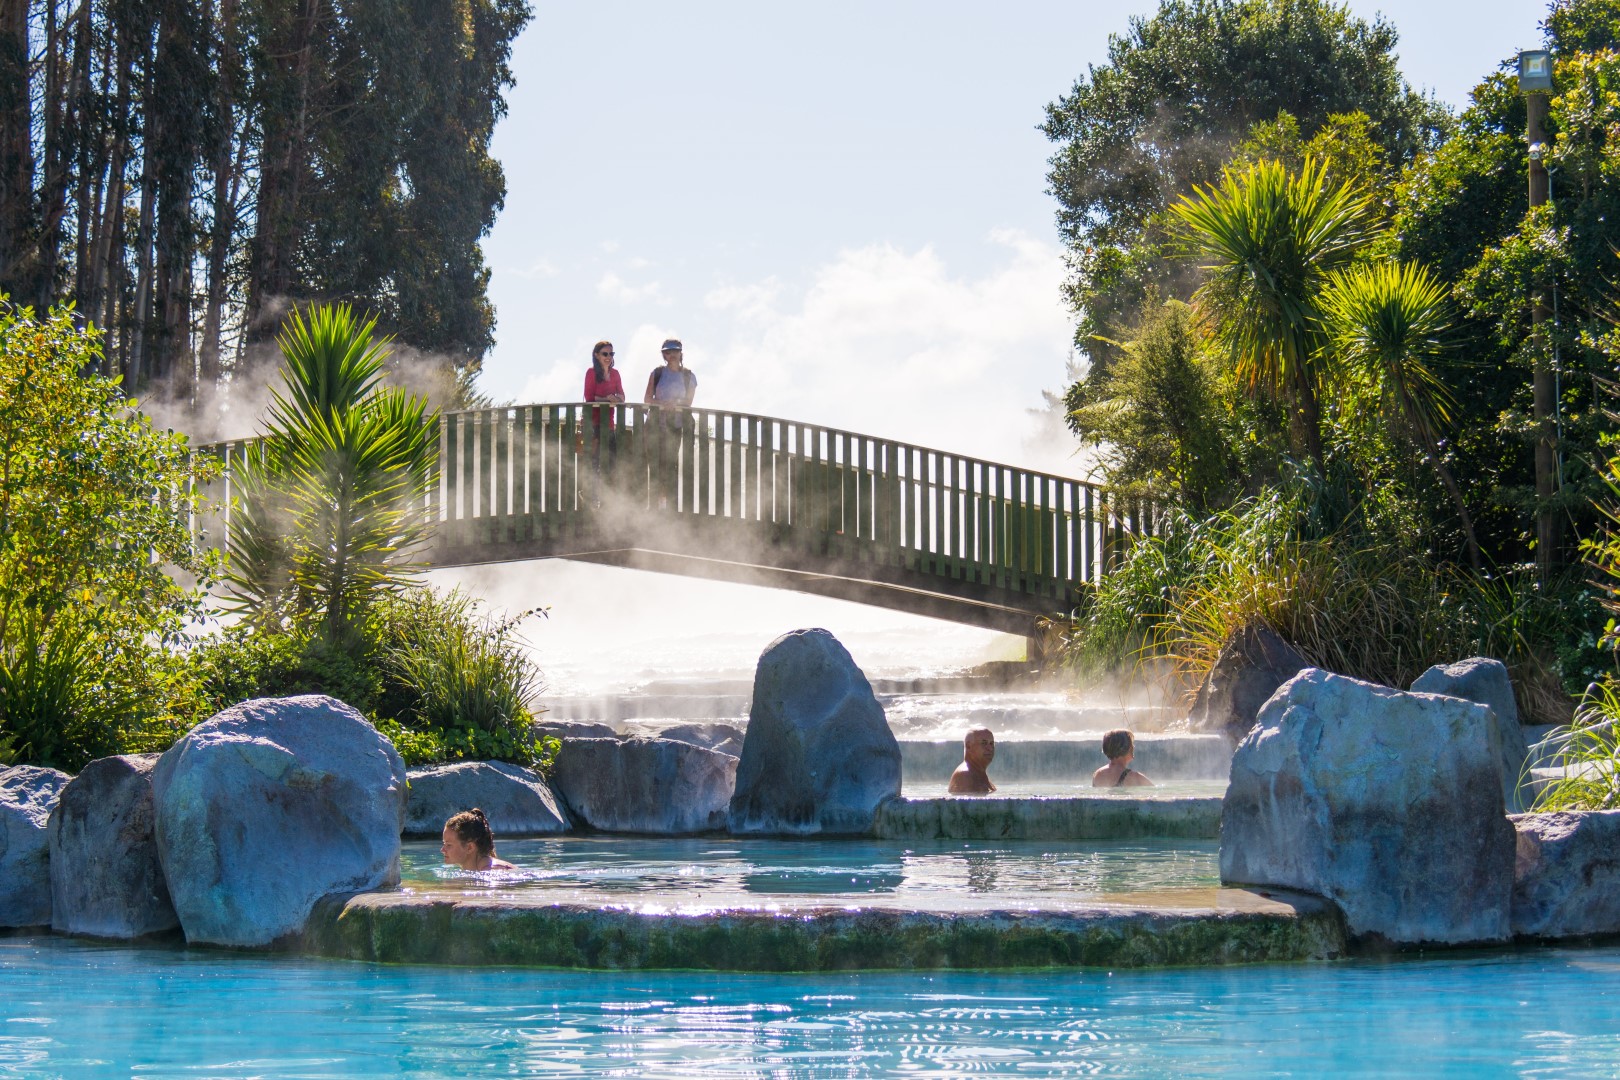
top-left (875, 795), bottom-right (1221, 840)
top-left (300, 887), bottom-right (1345, 972)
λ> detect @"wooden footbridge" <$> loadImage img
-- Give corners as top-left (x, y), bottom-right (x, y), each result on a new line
top-left (209, 403), bottom-right (1161, 636)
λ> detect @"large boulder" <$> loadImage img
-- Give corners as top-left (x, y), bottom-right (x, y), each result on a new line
top-left (1221, 668), bottom-right (1516, 945)
top-left (0, 765), bottom-right (71, 927)
top-left (549, 737), bottom-right (735, 834)
top-left (1188, 623), bottom-right (1310, 747)
top-left (728, 628), bottom-right (900, 836)
top-left (151, 695), bottom-right (408, 948)
top-left (48, 754), bottom-right (177, 939)
top-left (404, 761), bottom-right (570, 837)
top-left (1511, 811), bottom-right (1620, 939)
top-left (1411, 658), bottom-right (1532, 813)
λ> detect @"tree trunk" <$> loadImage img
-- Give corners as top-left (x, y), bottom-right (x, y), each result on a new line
top-left (1419, 428), bottom-right (1485, 572)
top-left (0, 0), bottom-right (36, 296)
top-left (246, 0), bottom-right (322, 338)
top-left (199, 0), bottom-right (240, 396)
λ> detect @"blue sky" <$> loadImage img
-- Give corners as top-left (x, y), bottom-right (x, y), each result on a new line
top-left (478, 1), bottom-right (1546, 467)
top-left (458, 1), bottom-right (1553, 687)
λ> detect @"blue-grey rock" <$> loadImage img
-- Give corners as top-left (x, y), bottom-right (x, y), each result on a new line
top-left (642, 722), bottom-right (743, 757)
top-left (404, 761), bottom-right (569, 837)
top-left (151, 695), bottom-right (407, 948)
top-left (1221, 668), bottom-right (1515, 945)
top-left (1511, 810), bottom-right (1620, 939)
top-left (48, 754), bottom-right (177, 939)
top-left (0, 765), bottom-right (71, 927)
top-left (1189, 624), bottom-right (1309, 747)
top-left (1412, 658), bottom-right (1532, 813)
top-left (550, 737), bottom-right (735, 834)
top-left (729, 628), bottom-right (900, 836)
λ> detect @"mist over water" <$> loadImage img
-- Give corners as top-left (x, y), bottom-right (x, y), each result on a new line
top-left (431, 561), bottom-right (1182, 744)
top-left (429, 562), bottom-right (1020, 696)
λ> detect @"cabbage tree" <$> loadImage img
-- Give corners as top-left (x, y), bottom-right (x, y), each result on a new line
top-left (1321, 261), bottom-right (1482, 569)
top-left (225, 304), bottom-right (438, 649)
top-left (1170, 156), bottom-right (1372, 470)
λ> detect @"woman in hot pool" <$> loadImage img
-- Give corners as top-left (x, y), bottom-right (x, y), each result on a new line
top-left (441, 808), bottom-right (516, 871)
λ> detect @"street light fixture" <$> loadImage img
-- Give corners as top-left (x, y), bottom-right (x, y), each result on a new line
top-left (1518, 49), bottom-right (1553, 92)
top-left (1519, 48), bottom-right (1558, 575)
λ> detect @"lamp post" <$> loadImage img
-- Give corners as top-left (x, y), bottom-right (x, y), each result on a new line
top-left (1519, 48), bottom-right (1558, 576)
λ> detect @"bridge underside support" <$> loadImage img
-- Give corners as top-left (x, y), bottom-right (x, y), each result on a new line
top-left (430, 515), bottom-right (1061, 637)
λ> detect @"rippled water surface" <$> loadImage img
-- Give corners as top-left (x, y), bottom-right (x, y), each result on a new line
top-left (2, 936), bottom-right (1617, 1077)
top-left (399, 837), bottom-right (1220, 907)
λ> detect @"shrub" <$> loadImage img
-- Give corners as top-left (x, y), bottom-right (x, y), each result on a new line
top-left (0, 303), bottom-right (218, 769)
top-left (1532, 681), bottom-right (1620, 811)
top-left (373, 589), bottom-right (557, 771)
top-left (186, 585), bottom-right (557, 772)
top-left (188, 624), bottom-right (384, 720)
top-left (1067, 480), bottom-right (1581, 723)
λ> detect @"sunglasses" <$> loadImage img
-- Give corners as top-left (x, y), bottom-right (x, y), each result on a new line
top-left (598, 350), bottom-right (615, 357)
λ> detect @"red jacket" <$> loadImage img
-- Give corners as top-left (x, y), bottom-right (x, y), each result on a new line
top-left (585, 366), bottom-right (624, 429)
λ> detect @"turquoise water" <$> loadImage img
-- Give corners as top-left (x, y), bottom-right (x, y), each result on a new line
top-left (399, 837), bottom-right (1221, 907)
top-left (1, 935), bottom-right (1617, 1076)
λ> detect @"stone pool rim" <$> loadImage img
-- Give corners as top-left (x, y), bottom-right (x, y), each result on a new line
top-left (295, 885), bottom-right (1347, 973)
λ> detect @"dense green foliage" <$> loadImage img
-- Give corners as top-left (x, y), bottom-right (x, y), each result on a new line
top-left (1043, 0), bottom-right (1447, 371)
top-left (1071, 482), bottom-right (1582, 723)
top-left (0, 0), bottom-right (529, 408)
top-left (1067, 299), bottom-right (1253, 510)
top-left (1054, 0), bottom-right (1620, 718)
top-left (1171, 156), bottom-right (1373, 468)
top-left (0, 303), bottom-right (217, 769)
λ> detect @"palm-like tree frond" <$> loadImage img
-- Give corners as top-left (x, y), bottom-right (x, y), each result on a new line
top-left (1321, 260), bottom-right (1481, 569)
top-left (1321, 261), bottom-right (1457, 441)
top-left (1170, 156), bottom-right (1372, 466)
top-left (224, 304), bottom-right (439, 644)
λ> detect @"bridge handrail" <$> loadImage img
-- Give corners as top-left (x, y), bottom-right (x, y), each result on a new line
top-left (423, 400), bottom-right (1110, 498)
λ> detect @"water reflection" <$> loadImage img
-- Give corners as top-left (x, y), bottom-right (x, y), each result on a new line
top-left (402, 836), bottom-right (1219, 904)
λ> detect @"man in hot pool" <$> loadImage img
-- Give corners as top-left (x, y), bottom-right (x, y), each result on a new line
top-left (947, 727), bottom-right (997, 794)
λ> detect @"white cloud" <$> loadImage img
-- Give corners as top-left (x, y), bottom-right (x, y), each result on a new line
top-left (703, 279), bottom-right (781, 320)
top-left (509, 257), bottom-right (560, 280)
top-left (596, 271), bottom-right (669, 306)
top-left (696, 230), bottom-right (1081, 473)
top-left (504, 231), bottom-right (1084, 476)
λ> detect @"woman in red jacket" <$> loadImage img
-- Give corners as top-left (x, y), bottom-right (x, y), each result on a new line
top-left (584, 340), bottom-right (624, 496)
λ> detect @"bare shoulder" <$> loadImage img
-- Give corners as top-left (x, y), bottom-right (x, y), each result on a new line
top-left (1124, 771), bottom-right (1154, 787)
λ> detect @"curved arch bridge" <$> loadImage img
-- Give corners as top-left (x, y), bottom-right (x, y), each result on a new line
top-left (208, 403), bottom-right (1163, 637)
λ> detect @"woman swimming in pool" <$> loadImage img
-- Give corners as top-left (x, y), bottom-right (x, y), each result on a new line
top-left (441, 808), bottom-right (516, 871)
top-left (1091, 729), bottom-right (1154, 788)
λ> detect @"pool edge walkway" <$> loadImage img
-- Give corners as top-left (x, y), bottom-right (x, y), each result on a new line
top-left (300, 887), bottom-right (1346, 971)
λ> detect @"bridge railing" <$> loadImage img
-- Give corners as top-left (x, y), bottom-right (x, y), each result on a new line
top-left (201, 403), bottom-right (1161, 604)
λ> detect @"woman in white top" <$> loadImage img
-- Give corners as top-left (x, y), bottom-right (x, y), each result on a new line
top-left (643, 338), bottom-right (697, 408)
